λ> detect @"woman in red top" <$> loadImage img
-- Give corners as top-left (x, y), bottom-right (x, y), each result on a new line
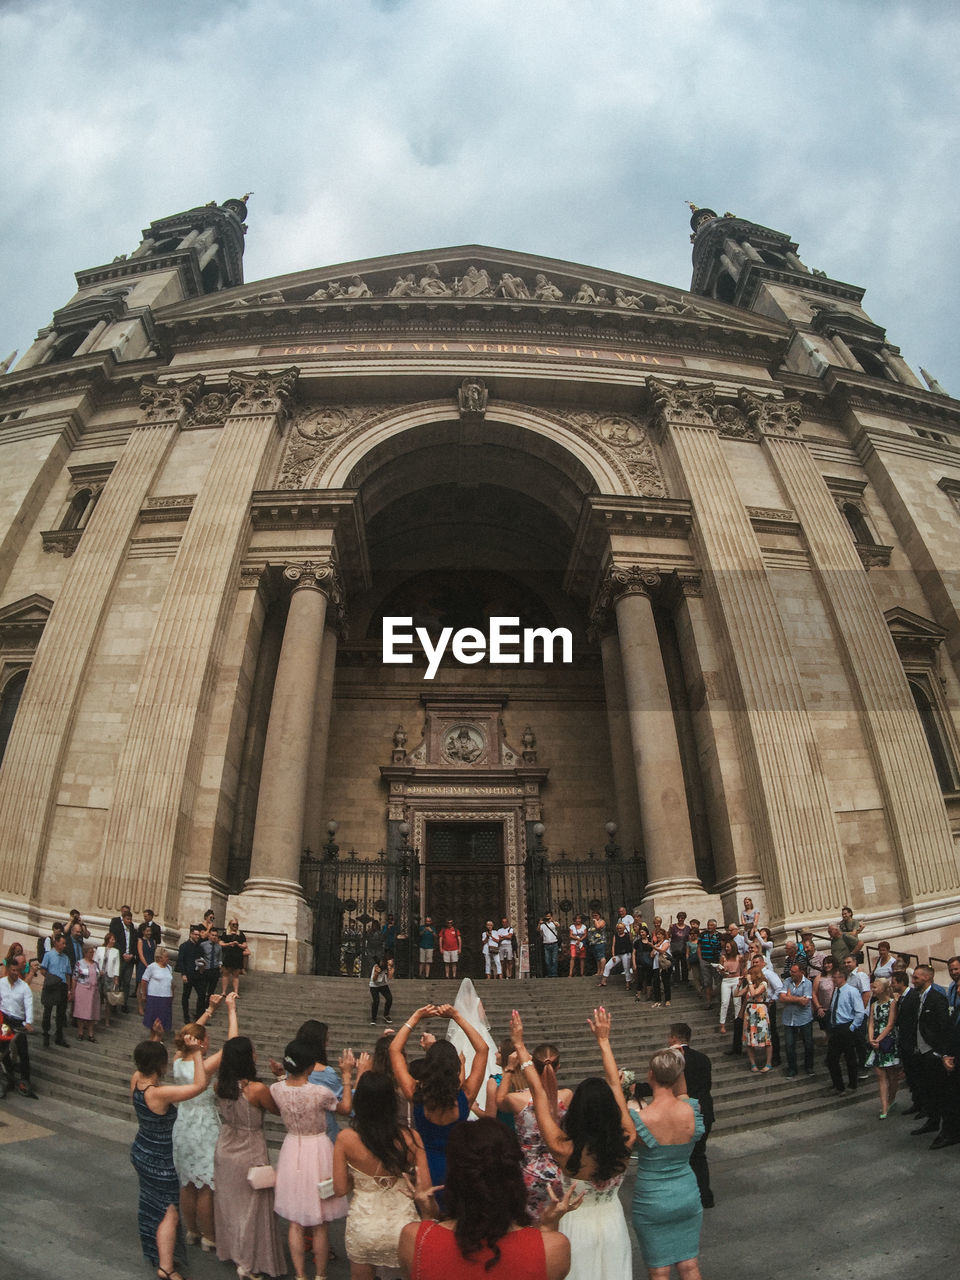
top-left (398, 1118), bottom-right (575, 1279)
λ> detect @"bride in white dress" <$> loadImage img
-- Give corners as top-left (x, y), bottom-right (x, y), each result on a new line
top-left (444, 977), bottom-right (499, 1108)
top-left (508, 1005), bottom-right (635, 1280)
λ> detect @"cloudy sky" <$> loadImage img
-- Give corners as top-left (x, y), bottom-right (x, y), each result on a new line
top-left (1, 0), bottom-right (958, 393)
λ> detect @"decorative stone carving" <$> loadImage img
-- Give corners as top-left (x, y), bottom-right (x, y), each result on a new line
top-left (138, 374), bottom-right (204, 422)
top-left (458, 377), bottom-right (488, 418)
top-left (653, 294), bottom-right (682, 314)
top-left (646, 376), bottom-right (717, 429)
top-left (561, 410), bottom-right (668, 498)
top-left (498, 272), bottom-right (530, 299)
top-left (456, 265), bottom-right (494, 298)
top-left (589, 564), bottom-right (662, 636)
top-left (189, 391), bottom-right (235, 427)
top-left (278, 403), bottom-right (389, 489)
top-left (712, 402), bottom-right (758, 441)
top-left (737, 387), bottom-right (802, 437)
top-left (239, 565), bottom-right (264, 589)
top-left (533, 273), bottom-right (565, 302)
top-left (306, 281), bottom-right (343, 301)
top-left (855, 543), bottom-right (894, 570)
top-left (614, 288), bottom-right (642, 310)
top-left (521, 725), bottom-right (538, 764)
top-left (227, 367), bottom-right (299, 417)
top-left (387, 272), bottom-right (420, 297)
top-left (40, 529), bottom-right (82, 558)
top-left (419, 263), bottom-right (452, 296)
top-left (343, 275), bottom-right (371, 298)
top-left (442, 725), bottom-right (485, 764)
top-left (573, 283), bottom-right (598, 304)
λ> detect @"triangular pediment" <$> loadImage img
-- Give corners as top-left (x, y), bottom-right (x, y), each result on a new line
top-left (0, 594), bottom-right (53, 627)
top-left (0, 593), bottom-right (53, 647)
top-left (884, 607), bottom-right (947, 642)
top-left (158, 243), bottom-right (783, 337)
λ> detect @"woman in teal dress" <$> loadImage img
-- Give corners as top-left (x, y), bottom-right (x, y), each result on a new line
top-left (630, 1046), bottom-right (705, 1280)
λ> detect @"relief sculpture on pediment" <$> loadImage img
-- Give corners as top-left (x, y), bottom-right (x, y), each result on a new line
top-left (560, 410), bottom-right (668, 498)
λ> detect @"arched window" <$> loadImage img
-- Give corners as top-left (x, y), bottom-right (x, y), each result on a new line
top-left (46, 330), bottom-right (89, 363)
top-left (60, 488), bottom-right (93, 531)
top-left (841, 502), bottom-right (874, 545)
top-left (0, 669), bottom-right (28, 766)
top-left (908, 676), bottom-right (960, 793)
top-left (849, 345), bottom-right (891, 380)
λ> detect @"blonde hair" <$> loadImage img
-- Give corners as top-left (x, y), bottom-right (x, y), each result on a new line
top-left (872, 978), bottom-right (892, 1001)
top-left (649, 1046), bottom-right (686, 1086)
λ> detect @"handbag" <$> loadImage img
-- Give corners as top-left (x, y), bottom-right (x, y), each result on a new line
top-left (106, 988), bottom-right (124, 1007)
top-left (877, 1032), bottom-right (895, 1055)
top-left (659, 952), bottom-right (673, 972)
top-left (247, 1164), bottom-right (276, 1189)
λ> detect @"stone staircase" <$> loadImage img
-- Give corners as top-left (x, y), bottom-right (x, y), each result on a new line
top-left (26, 973), bottom-right (871, 1140)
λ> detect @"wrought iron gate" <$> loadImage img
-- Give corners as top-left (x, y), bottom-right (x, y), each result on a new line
top-left (303, 845), bottom-right (644, 978)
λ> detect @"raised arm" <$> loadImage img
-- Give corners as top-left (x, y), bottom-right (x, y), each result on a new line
top-left (201, 991), bottom-right (238, 1073)
top-left (435, 1003), bottom-right (489, 1105)
top-left (587, 1006), bottom-right (635, 1149)
top-left (334, 1048), bottom-right (360, 1115)
top-left (390, 1005), bottom-right (437, 1100)
top-left (510, 1009), bottom-right (572, 1166)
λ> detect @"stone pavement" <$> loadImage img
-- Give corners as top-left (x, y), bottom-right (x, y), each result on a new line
top-left (1, 1087), bottom-right (956, 1279)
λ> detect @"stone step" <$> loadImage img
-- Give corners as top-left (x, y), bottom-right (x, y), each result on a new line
top-left (20, 974), bottom-right (854, 1138)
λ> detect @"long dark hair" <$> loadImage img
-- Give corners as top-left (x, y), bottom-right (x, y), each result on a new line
top-left (216, 1035), bottom-right (258, 1100)
top-left (413, 1039), bottom-right (460, 1111)
top-left (352, 1071), bottom-right (409, 1176)
top-left (444, 1118), bottom-right (530, 1269)
top-left (296, 1019), bottom-right (329, 1066)
top-left (563, 1076), bottom-right (630, 1180)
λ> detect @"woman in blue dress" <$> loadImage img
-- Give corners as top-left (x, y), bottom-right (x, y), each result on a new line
top-left (130, 1032), bottom-right (208, 1280)
top-left (630, 1045), bottom-right (705, 1280)
top-left (389, 1001), bottom-right (490, 1213)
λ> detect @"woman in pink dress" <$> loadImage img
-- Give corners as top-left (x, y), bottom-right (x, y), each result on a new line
top-left (72, 942), bottom-right (101, 1041)
top-left (270, 1038), bottom-right (365, 1280)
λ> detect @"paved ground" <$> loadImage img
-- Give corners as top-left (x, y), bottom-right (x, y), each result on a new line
top-left (1, 1084), bottom-right (957, 1279)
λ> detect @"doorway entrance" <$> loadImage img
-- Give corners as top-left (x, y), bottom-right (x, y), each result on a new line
top-left (425, 822), bottom-right (503, 978)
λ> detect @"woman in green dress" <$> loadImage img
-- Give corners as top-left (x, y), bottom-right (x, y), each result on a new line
top-left (630, 1046), bottom-right (704, 1280)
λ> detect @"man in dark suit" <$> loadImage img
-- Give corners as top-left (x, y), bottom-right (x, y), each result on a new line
top-left (176, 925), bottom-right (208, 1021)
top-left (911, 964), bottom-right (953, 1146)
top-left (892, 972), bottom-right (921, 1114)
top-left (669, 1021), bottom-right (715, 1208)
top-left (109, 905), bottom-right (139, 1013)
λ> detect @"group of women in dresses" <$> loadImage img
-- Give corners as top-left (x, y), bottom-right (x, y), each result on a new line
top-left (130, 976), bottom-right (707, 1280)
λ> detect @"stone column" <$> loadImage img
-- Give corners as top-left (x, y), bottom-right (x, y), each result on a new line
top-left (95, 369), bottom-right (299, 925)
top-left (757, 398), bottom-right (957, 905)
top-left (302, 626), bottom-right (340, 857)
top-left (597, 628), bottom-right (643, 858)
top-left (228, 560), bottom-right (343, 973)
top-left (646, 376), bottom-right (846, 925)
top-left (0, 375), bottom-right (201, 900)
top-left (599, 566), bottom-right (709, 920)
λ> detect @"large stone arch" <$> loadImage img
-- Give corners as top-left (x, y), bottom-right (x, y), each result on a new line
top-left (303, 400), bottom-right (653, 500)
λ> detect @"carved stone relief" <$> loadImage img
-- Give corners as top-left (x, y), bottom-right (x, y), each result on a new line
top-left (277, 403), bottom-right (394, 489)
top-left (227, 367), bottom-right (299, 417)
top-left (558, 410), bottom-right (668, 497)
top-left (138, 374), bottom-right (204, 423)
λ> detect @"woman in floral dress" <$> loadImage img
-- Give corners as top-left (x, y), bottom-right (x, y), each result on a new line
top-left (866, 977), bottom-right (900, 1118)
top-left (495, 1040), bottom-right (573, 1219)
top-left (741, 962), bottom-right (772, 1072)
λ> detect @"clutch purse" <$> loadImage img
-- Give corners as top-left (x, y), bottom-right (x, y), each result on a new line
top-left (247, 1165), bottom-right (276, 1189)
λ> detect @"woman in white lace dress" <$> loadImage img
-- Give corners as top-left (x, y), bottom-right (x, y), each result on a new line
top-left (171, 990), bottom-right (238, 1252)
top-left (333, 1070), bottom-right (435, 1278)
top-left (509, 1006), bottom-right (635, 1280)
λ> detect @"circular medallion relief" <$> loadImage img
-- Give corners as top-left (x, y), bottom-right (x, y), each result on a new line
top-left (442, 724), bottom-right (485, 764)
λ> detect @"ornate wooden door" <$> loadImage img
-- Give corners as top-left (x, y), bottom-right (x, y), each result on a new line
top-left (425, 823), bottom-right (503, 978)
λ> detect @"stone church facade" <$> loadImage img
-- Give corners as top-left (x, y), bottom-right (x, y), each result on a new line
top-left (0, 196), bottom-right (958, 971)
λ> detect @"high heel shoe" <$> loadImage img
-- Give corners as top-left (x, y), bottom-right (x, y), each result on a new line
top-left (199, 1237), bottom-right (215, 1252)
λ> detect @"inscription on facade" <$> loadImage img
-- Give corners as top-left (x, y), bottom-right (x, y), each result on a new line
top-left (261, 340), bottom-right (686, 366)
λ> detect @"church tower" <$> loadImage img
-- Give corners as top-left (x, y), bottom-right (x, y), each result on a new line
top-left (15, 195), bottom-right (249, 371)
top-left (687, 204), bottom-right (926, 389)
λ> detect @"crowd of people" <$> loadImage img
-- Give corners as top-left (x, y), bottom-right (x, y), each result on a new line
top-left (0, 905), bottom-right (251, 1099)
top-left (125, 976), bottom-right (714, 1280)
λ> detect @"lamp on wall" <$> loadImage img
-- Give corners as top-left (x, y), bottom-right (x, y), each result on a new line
top-left (604, 821), bottom-right (620, 859)
top-left (323, 819), bottom-right (340, 860)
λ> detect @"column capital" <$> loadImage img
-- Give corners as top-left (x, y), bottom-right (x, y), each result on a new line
top-left (227, 367), bottom-right (300, 420)
top-left (283, 559), bottom-right (344, 620)
top-left (590, 563), bottom-right (663, 635)
top-left (645, 375), bottom-right (717, 439)
top-left (738, 387), bottom-right (802, 439)
top-left (138, 374), bottom-right (205, 424)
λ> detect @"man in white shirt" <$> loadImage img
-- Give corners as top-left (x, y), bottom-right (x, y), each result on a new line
top-left (842, 954), bottom-right (871, 1077)
top-left (727, 923), bottom-right (749, 956)
top-left (498, 917), bottom-right (516, 979)
top-left (616, 905), bottom-right (634, 931)
top-left (0, 956), bottom-right (38, 1098)
top-left (538, 912), bottom-right (560, 977)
